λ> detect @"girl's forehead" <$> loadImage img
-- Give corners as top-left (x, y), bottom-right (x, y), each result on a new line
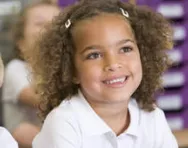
top-left (72, 13), bottom-right (133, 37)
top-left (71, 13), bottom-right (136, 51)
top-left (73, 13), bottom-right (131, 29)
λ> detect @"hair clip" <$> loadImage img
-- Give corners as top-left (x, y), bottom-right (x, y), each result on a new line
top-left (65, 19), bottom-right (71, 29)
top-left (120, 8), bottom-right (129, 18)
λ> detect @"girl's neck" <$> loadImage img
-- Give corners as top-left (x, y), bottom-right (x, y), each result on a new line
top-left (88, 100), bottom-right (130, 136)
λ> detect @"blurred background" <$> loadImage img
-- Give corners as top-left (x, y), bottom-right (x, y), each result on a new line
top-left (0, 0), bottom-right (187, 147)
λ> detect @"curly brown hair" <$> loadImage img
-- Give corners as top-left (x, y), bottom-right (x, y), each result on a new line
top-left (27, 0), bottom-right (173, 121)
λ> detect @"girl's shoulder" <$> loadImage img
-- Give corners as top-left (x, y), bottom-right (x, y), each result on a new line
top-left (33, 98), bottom-right (83, 147)
top-left (38, 98), bottom-right (82, 141)
top-left (46, 99), bottom-right (76, 122)
top-left (129, 99), bottom-right (166, 124)
top-left (6, 59), bottom-right (25, 68)
top-left (43, 98), bottom-right (81, 130)
top-left (5, 59), bottom-right (26, 74)
top-left (129, 100), bottom-right (178, 147)
top-left (141, 105), bottom-right (165, 121)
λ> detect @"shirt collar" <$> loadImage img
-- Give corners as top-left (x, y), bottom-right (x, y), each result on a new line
top-left (70, 91), bottom-right (140, 137)
top-left (70, 91), bottom-right (112, 136)
top-left (125, 99), bottom-right (140, 137)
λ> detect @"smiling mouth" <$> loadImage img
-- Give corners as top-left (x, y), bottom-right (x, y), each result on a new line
top-left (103, 76), bottom-right (128, 85)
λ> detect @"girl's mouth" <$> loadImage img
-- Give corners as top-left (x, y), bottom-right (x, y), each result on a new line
top-left (103, 76), bottom-right (128, 86)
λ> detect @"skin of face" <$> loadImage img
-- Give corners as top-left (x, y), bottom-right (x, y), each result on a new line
top-left (18, 4), bottom-right (60, 53)
top-left (72, 13), bottom-right (143, 107)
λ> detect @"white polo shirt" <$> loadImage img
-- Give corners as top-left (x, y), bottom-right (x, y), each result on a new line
top-left (0, 127), bottom-right (18, 148)
top-left (33, 91), bottom-right (178, 148)
top-left (2, 59), bottom-right (30, 103)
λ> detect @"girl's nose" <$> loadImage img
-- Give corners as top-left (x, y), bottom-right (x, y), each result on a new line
top-left (104, 55), bottom-right (122, 72)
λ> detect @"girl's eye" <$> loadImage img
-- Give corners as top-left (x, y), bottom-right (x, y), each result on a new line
top-left (120, 46), bottom-right (133, 53)
top-left (86, 52), bottom-right (102, 59)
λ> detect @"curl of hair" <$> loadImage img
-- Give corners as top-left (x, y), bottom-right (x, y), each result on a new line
top-left (27, 0), bottom-right (173, 121)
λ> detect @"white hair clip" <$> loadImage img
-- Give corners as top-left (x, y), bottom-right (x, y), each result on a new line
top-left (65, 19), bottom-right (71, 28)
top-left (120, 8), bottom-right (129, 18)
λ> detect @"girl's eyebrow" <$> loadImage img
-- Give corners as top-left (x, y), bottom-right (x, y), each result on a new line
top-left (80, 45), bottom-right (102, 54)
top-left (116, 39), bottom-right (135, 46)
top-left (80, 39), bottom-right (135, 54)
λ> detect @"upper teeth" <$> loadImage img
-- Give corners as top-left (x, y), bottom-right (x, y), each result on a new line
top-left (105, 77), bottom-right (125, 84)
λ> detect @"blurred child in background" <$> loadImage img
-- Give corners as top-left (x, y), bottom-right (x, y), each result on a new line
top-left (0, 55), bottom-right (18, 148)
top-left (2, 1), bottom-right (60, 147)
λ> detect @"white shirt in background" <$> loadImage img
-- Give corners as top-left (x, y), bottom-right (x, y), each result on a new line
top-left (0, 127), bottom-right (18, 148)
top-left (2, 59), bottom-right (30, 103)
top-left (33, 91), bottom-right (178, 148)
top-left (2, 59), bottom-right (40, 131)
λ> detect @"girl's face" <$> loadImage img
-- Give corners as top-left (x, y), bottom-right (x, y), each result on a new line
top-left (72, 13), bottom-right (142, 105)
top-left (18, 4), bottom-right (60, 54)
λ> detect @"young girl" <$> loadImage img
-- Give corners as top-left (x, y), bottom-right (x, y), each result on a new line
top-left (30, 0), bottom-right (178, 147)
top-left (2, 1), bottom-right (60, 147)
